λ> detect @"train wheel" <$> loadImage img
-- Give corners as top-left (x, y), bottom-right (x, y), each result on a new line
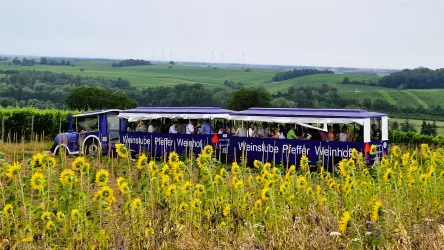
top-left (85, 139), bottom-right (100, 157)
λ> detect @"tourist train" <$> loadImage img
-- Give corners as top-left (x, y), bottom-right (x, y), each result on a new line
top-left (50, 107), bottom-right (389, 168)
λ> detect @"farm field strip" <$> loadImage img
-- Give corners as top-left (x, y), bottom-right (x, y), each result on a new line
top-left (403, 91), bottom-right (429, 109)
top-left (378, 91), bottom-right (397, 105)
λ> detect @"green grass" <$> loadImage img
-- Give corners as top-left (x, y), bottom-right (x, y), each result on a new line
top-left (389, 118), bottom-right (444, 136)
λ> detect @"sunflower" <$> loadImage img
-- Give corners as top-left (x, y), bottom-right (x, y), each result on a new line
top-left (71, 209), bottom-right (79, 221)
top-left (231, 162), bottom-right (241, 176)
top-left (95, 169), bottom-right (109, 187)
top-left (381, 157), bottom-right (389, 168)
top-left (181, 181), bottom-right (193, 194)
top-left (46, 157), bottom-right (56, 169)
top-left (338, 211), bottom-right (351, 234)
top-left (261, 187), bottom-right (271, 200)
top-left (148, 160), bottom-right (157, 172)
top-left (190, 198), bottom-right (202, 209)
top-left (351, 148), bottom-right (359, 159)
top-left (296, 176), bottom-right (308, 190)
top-left (196, 155), bottom-right (205, 168)
top-left (131, 198), bottom-right (142, 211)
top-left (118, 181), bottom-right (129, 195)
top-left (263, 206), bottom-right (270, 216)
top-left (338, 159), bottom-right (348, 177)
top-left (165, 184), bottom-right (177, 197)
top-left (202, 145), bottom-right (213, 158)
top-left (194, 184), bottom-right (205, 196)
top-left (115, 143), bottom-right (129, 158)
top-left (383, 168), bottom-right (393, 182)
top-left (99, 186), bottom-right (115, 203)
top-left (3, 204), bottom-right (13, 216)
top-left (391, 145), bottom-right (401, 158)
top-left (300, 154), bottom-right (309, 171)
top-left (369, 145), bottom-right (377, 155)
top-left (213, 175), bottom-right (223, 185)
top-left (371, 200), bottom-right (383, 222)
top-left (21, 237), bottom-right (33, 243)
top-left (31, 153), bottom-right (44, 169)
top-left (41, 211), bottom-right (53, 221)
top-left (59, 169), bottom-right (78, 186)
top-left (222, 204), bottom-right (231, 217)
top-left (440, 170), bottom-right (444, 178)
top-left (254, 199), bottom-right (263, 211)
top-left (279, 181), bottom-right (290, 195)
top-left (31, 172), bottom-right (45, 191)
top-left (178, 202), bottom-right (188, 213)
top-left (253, 160), bottom-right (261, 169)
top-left (234, 180), bottom-right (244, 191)
top-left (45, 220), bottom-right (54, 232)
top-left (56, 211), bottom-right (65, 222)
top-left (71, 156), bottom-right (86, 171)
top-left (219, 167), bottom-right (226, 177)
top-left (168, 152), bottom-right (179, 166)
top-left (305, 186), bottom-right (313, 195)
top-left (263, 162), bottom-right (272, 172)
top-left (419, 174), bottom-right (429, 185)
top-left (136, 154), bottom-right (148, 170)
top-left (5, 162), bottom-right (21, 179)
top-left (347, 158), bottom-right (355, 169)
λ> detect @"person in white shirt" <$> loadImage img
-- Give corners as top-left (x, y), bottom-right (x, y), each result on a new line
top-left (234, 123), bottom-right (248, 137)
top-left (257, 122), bottom-right (269, 138)
top-left (169, 121), bottom-right (179, 134)
top-left (186, 120), bottom-right (195, 134)
top-left (248, 122), bottom-right (258, 137)
top-left (148, 121), bottom-right (154, 133)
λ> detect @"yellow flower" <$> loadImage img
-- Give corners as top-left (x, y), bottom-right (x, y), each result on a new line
top-left (137, 154), bottom-right (148, 170)
top-left (71, 209), bottom-right (79, 221)
top-left (254, 199), bottom-right (263, 211)
top-left (371, 200), bottom-right (383, 222)
top-left (45, 220), bottom-right (54, 232)
top-left (381, 157), bottom-right (389, 168)
top-left (219, 167), bottom-right (226, 177)
top-left (223, 204), bottom-right (231, 217)
top-left (168, 152), bottom-right (179, 166)
top-left (253, 160), bottom-right (261, 169)
top-left (261, 187), bottom-right (271, 200)
top-left (148, 160), bottom-right (157, 172)
top-left (419, 173), bottom-right (429, 185)
top-left (5, 162), bottom-right (21, 179)
top-left (196, 155), bottom-right (205, 168)
top-left (31, 153), bottom-right (44, 169)
top-left (41, 211), bottom-right (53, 221)
top-left (300, 154), bottom-right (309, 171)
top-left (391, 145), bottom-right (401, 158)
top-left (72, 156), bottom-right (86, 171)
top-left (178, 202), bottom-right (188, 213)
top-left (194, 184), bottom-right (205, 196)
top-left (59, 169), bottom-right (78, 186)
top-left (338, 159), bottom-right (348, 177)
top-left (351, 148), bottom-right (359, 159)
top-left (231, 162), bottom-right (241, 176)
top-left (118, 181), bottom-right (129, 195)
top-left (165, 184), bottom-right (177, 197)
top-left (338, 211), bottom-right (351, 234)
top-left (3, 204), bottom-right (13, 216)
top-left (214, 175), bottom-right (223, 185)
top-left (402, 153), bottom-right (410, 167)
top-left (190, 198), bottom-right (202, 209)
top-left (347, 158), bottom-right (355, 170)
top-left (440, 170), bottom-right (444, 178)
top-left (131, 198), bottom-right (142, 211)
top-left (370, 145), bottom-right (377, 155)
top-left (383, 168), bottom-right (393, 182)
top-left (21, 236), bottom-right (33, 243)
top-left (279, 181), bottom-right (290, 195)
top-left (47, 157), bottom-right (56, 169)
top-left (116, 176), bottom-right (125, 187)
top-left (296, 176), bottom-right (308, 190)
top-left (220, 221), bottom-right (227, 228)
top-left (234, 180), bottom-right (244, 191)
top-left (181, 181), bottom-right (192, 194)
top-left (305, 186), bottom-right (313, 195)
top-left (115, 143), bottom-right (129, 158)
top-left (202, 145), bottom-right (213, 158)
top-left (263, 206), bottom-right (270, 216)
top-left (31, 172), bottom-right (45, 191)
top-left (56, 211), bottom-right (65, 222)
top-left (95, 169), bottom-right (109, 187)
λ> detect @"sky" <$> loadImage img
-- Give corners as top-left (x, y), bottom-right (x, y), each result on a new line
top-left (0, 0), bottom-right (443, 69)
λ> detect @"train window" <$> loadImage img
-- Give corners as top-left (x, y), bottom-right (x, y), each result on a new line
top-left (77, 116), bottom-right (98, 132)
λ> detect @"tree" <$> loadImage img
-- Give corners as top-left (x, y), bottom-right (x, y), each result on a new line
top-left (391, 121), bottom-right (399, 130)
top-left (229, 88), bottom-right (271, 111)
top-left (169, 61), bottom-right (175, 65)
top-left (40, 57), bottom-right (48, 65)
top-left (66, 86), bottom-right (138, 110)
top-left (270, 97), bottom-right (297, 108)
top-left (431, 121), bottom-right (438, 136)
top-left (342, 77), bottom-right (350, 84)
top-left (420, 120), bottom-right (427, 135)
top-left (12, 57), bottom-right (20, 65)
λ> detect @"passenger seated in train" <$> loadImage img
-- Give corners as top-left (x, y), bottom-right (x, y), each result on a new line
top-left (136, 120), bottom-right (147, 132)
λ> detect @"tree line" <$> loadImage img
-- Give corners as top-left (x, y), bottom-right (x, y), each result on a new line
top-left (272, 69), bottom-right (334, 82)
top-left (112, 59), bottom-right (152, 67)
top-left (342, 67), bottom-right (444, 89)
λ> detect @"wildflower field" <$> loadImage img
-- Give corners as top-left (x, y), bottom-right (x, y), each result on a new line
top-left (0, 143), bottom-right (443, 249)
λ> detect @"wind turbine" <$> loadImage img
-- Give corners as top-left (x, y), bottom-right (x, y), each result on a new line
top-left (221, 52), bottom-right (224, 63)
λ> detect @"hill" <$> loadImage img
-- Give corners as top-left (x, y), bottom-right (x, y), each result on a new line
top-left (1, 60), bottom-right (444, 115)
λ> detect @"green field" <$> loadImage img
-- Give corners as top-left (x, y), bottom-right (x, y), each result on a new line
top-left (389, 118), bottom-right (444, 136)
top-left (2, 60), bottom-right (444, 110)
